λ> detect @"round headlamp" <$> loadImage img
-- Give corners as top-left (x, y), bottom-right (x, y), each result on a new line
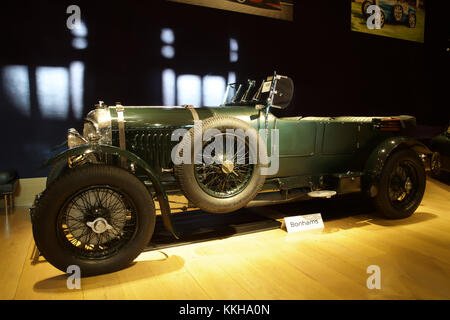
top-left (83, 107), bottom-right (112, 145)
top-left (68, 128), bottom-right (88, 148)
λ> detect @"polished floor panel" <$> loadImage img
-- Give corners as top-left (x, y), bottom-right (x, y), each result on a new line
top-left (0, 176), bottom-right (449, 300)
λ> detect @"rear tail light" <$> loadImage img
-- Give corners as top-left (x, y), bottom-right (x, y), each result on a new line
top-left (373, 118), bottom-right (402, 131)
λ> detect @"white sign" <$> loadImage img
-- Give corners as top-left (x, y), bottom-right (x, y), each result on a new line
top-left (262, 81), bottom-right (272, 93)
top-left (284, 213), bottom-right (324, 233)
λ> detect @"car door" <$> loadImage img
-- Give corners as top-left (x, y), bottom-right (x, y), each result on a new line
top-left (276, 117), bottom-right (317, 177)
top-left (321, 121), bottom-right (359, 155)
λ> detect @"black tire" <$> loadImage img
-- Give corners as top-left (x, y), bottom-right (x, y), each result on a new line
top-left (379, 10), bottom-right (385, 28)
top-left (373, 149), bottom-right (426, 219)
top-left (46, 160), bottom-right (69, 187)
top-left (408, 13), bottom-right (416, 28)
top-left (392, 4), bottom-right (403, 22)
top-left (430, 152), bottom-right (442, 178)
top-left (32, 165), bottom-right (156, 276)
top-left (174, 116), bottom-right (266, 214)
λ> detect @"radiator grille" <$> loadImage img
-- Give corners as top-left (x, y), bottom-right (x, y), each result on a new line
top-left (128, 129), bottom-right (177, 172)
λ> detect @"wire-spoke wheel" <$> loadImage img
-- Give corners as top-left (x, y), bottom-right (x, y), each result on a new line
top-left (387, 161), bottom-right (419, 211)
top-left (379, 10), bottom-right (385, 28)
top-left (32, 165), bottom-right (155, 276)
top-left (57, 185), bottom-right (138, 259)
top-left (174, 116), bottom-right (267, 214)
top-left (430, 152), bottom-right (442, 178)
top-left (373, 149), bottom-right (425, 219)
top-left (194, 132), bottom-right (254, 198)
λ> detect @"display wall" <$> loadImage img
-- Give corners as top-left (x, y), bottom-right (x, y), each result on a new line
top-left (0, 0), bottom-right (448, 178)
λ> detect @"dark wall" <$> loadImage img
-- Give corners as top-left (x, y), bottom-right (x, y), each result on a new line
top-left (0, 0), bottom-right (448, 178)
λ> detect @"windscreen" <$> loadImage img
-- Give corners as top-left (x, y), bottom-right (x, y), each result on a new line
top-left (222, 79), bottom-right (266, 106)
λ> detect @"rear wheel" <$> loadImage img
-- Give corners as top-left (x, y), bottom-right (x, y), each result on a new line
top-left (373, 149), bottom-right (426, 219)
top-left (430, 152), bottom-right (442, 178)
top-left (32, 165), bottom-right (155, 276)
top-left (408, 13), bottom-right (416, 28)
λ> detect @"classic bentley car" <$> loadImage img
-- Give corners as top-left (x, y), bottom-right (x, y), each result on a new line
top-left (30, 73), bottom-right (431, 275)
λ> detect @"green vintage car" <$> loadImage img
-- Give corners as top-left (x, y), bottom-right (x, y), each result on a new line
top-left (31, 73), bottom-right (431, 275)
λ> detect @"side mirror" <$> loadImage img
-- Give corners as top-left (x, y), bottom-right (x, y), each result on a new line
top-left (272, 76), bottom-right (294, 109)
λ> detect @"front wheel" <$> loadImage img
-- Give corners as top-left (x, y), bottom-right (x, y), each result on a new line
top-left (46, 160), bottom-right (69, 187)
top-left (379, 10), bottom-right (386, 28)
top-left (373, 149), bottom-right (426, 219)
top-left (32, 165), bottom-right (156, 276)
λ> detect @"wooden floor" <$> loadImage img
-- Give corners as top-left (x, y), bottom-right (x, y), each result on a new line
top-left (1, 176), bottom-right (449, 300)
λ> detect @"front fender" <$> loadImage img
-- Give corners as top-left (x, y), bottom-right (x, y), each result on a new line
top-left (42, 144), bottom-right (179, 239)
top-left (364, 136), bottom-right (431, 184)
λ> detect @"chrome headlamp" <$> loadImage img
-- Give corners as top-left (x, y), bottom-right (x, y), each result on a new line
top-left (82, 102), bottom-right (112, 145)
top-left (67, 101), bottom-right (112, 148)
top-left (68, 128), bottom-right (87, 148)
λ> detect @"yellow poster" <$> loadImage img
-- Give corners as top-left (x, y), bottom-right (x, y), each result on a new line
top-left (351, 0), bottom-right (425, 43)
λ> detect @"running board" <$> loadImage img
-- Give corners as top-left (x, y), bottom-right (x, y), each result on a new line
top-left (307, 190), bottom-right (337, 199)
top-left (246, 189), bottom-right (309, 207)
